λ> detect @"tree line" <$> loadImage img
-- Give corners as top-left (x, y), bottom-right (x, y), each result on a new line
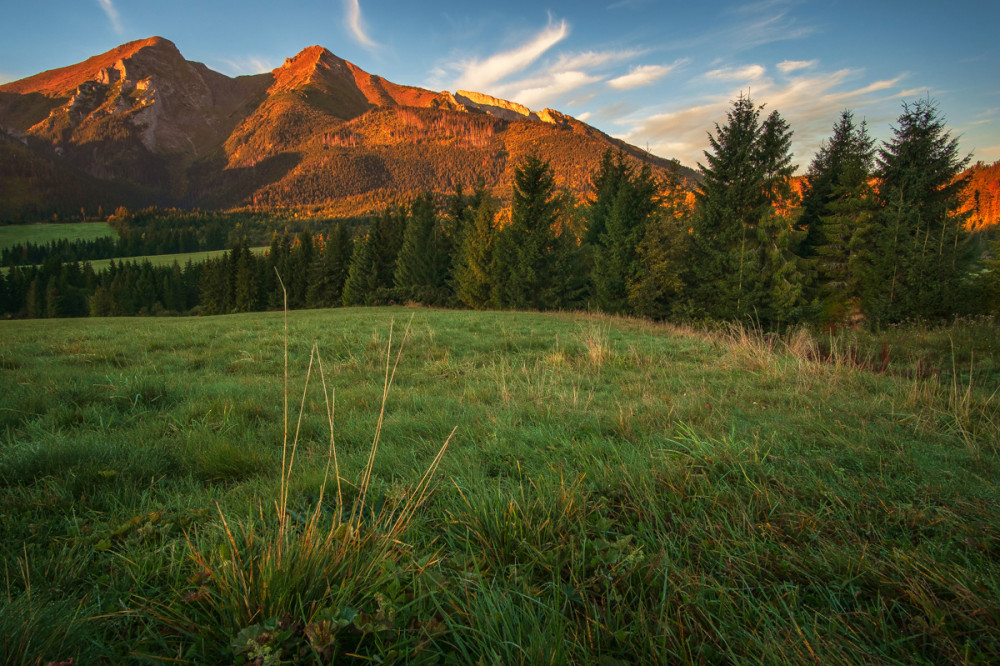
top-left (2, 96), bottom-right (998, 324)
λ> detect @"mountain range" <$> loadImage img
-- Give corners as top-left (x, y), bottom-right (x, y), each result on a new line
top-left (0, 37), bottom-right (693, 220)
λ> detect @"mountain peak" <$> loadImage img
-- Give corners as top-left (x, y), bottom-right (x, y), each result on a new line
top-left (0, 35), bottom-right (182, 97)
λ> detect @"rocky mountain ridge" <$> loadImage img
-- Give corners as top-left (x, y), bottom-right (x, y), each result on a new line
top-left (0, 37), bottom-right (691, 220)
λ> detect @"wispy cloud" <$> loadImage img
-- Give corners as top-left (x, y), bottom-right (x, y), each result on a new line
top-left (96, 0), bottom-right (123, 35)
top-left (452, 18), bottom-right (569, 91)
top-left (344, 0), bottom-right (378, 49)
top-left (620, 66), bottom-right (915, 169)
top-left (553, 48), bottom-right (644, 71)
top-left (608, 61), bottom-right (685, 90)
top-left (777, 59), bottom-right (816, 73)
top-left (505, 70), bottom-right (602, 108)
top-left (215, 56), bottom-right (277, 77)
top-left (705, 64), bottom-right (766, 82)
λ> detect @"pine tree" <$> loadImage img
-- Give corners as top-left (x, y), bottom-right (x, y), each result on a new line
top-left (629, 179), bottom-right (690, 319)
top-left (799, 111), bottom-right (877, 325)
top-left (491, 154), bottom-right (563, 310)
top-left (983, 236), bottom-right (1000, 315)
top-left (307, 224), bottom-right (353, 308)
top-left (233, 241), bottom-right (258, 312)
top-left (395, 192), bottom-right (448, 303)
top-left (369, 207), bottom-right (407, 297)
top-left (688, 95), bottom-right (769, 320)
top-left (860, 100), bottom-right (971, 322)
top-left (688, 95), bottom-right (801, 324)
top-left (342, 234), bottom-right (376, 306)
top-left (455, 196), bottom-right (499, 309)
top-left (590, 158), bottom-right (660, 313)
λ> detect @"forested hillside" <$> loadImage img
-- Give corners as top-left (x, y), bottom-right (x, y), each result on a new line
top-left (4, 97), bottom-right (998, 327)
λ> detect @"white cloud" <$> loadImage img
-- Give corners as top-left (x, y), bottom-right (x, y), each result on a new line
top-left (344, 0), bottom-right (378, 49)
top-left (553, 49), bottom-right (643, 71)
top-left (506, 70), bottom-right (602, 109)
top-left (705, 64), bottom-right (766, 82)
top-left (216, 56), bottom-right (277, 77)
top-left (96, 0), bottom-right (123, 35)
top-left (577, 111), bottom-right (593, 122)
top-left (622, 67), bottom-right (917, 169)
top-left (777, 59), bottom-right (816, 73)
top-left (608, 62), bottom-right (683, 90)
top-left (452, 18), bottom-right (569, 91)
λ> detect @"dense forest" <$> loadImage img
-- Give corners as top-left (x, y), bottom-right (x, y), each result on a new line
top-left (2, 97), bottom-right (998, 325)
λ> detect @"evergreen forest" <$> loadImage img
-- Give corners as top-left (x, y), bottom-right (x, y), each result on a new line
top-left (2, 97), bottom-right (999, 326)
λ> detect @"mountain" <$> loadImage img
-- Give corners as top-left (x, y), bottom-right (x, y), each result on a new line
top-left (0, 37), bottom-right (693, 220)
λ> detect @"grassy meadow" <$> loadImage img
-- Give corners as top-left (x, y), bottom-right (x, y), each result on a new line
top-left (1, 308), bottom-right (999, 663)
top-left (0, 222), bottom-right (115, 249)
top-left (84, 246), bottom-right (269, 271)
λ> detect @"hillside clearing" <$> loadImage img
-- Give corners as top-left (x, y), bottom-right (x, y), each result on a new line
top-left (1, 308), bottom-right (998, 663)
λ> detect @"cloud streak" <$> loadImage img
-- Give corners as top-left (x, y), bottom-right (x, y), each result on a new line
top-left (96, 0), bottom-right (123, 35)
top-left (705, 64), bottom-right (767, 82)
top-left (608, 62), bottom-right (684, 90)
top-left (452, 19), bottom-right (569, 92)
top-left (216, 56), bottom-right (277, 76)
top-left (619, 66), bottom-right (915, 170)
top-left (777, 59), bottom-right (816, 73)
top-left (344, 0), bottom-right (378, 49)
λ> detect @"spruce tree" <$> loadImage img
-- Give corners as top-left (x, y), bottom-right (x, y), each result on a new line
top-left (688, 95), bottom-right (801, 324)
top-left (370, 207), bottom-right (406, 295)
top-left (629, 179), bottom-right (690, 319)
top-left (799, 111), bottom-right (877, 325)
top-left (688, 95), bottom-right (769, 320)
top-left (342, 234), bottom-right (376, 306)
top-left (395, 192), bottom-right (445, 302)
top-left (307, 224), bottom-right (352, 308)
top-left (454, 196), bottom-right (499, 309)
top-left (591, 159), bottom-right (660, 313)
top-left (491, 155), bottom-right (563, 310)
top-left (585, 150), bottom-right (629, 246)
top-left (233, 241), bottom-right (257, 312)
top-left (860, 100), bottom-right (971, 322)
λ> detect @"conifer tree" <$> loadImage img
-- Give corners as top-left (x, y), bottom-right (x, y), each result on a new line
top-left (799, 111), bottom-right (877, 325)
top-left (491, 155), bottom-right (563, 310)
top-left (688, 95), bottom-right (768, 320)
top-left (454, 196), bottom-right (499, 309)
top-left (307, 224), bottom-right (352, 308)
top-left (688, 95), bottom-right (801, 323)
top-left (585, 150), bottom-right (630, 246)
top-left (591, 158), bottom-right (660, 313)
top-left (369, 207), bottom-right (407, 295)
top-left (395, 192), bottom-right (449, 303)
top-left (860, 100), bottom-right (971, 322)
top-left (342, 234), bottom-right (376, 306)
top-left (233, 241), bottom-right (257, 312)
top-left (629, 179), bottom-right (690, 319)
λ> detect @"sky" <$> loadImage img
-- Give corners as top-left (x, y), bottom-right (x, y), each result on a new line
top-left (1, 0), bottom-right (998, 171)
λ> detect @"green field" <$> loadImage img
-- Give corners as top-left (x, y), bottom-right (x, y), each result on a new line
top-left (0, 222), bottom-right (115, 249)
top-left (86, 246), bottom-right (268, 271)
top-left (1, 308), bottom-right (998, 663)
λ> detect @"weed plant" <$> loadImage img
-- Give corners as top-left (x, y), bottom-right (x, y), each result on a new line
top-left (1, 308), bottom-right (998, 663)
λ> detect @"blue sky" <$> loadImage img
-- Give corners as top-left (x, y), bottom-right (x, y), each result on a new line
top-left (1, 0), bottom-right (998, 170)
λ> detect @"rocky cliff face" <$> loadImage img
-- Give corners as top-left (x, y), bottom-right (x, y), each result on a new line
top-left (0, 37), bottom-right (691, 217)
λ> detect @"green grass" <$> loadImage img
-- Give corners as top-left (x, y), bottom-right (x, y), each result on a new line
top-left (84, 246), bottom-right (268, 270)
top-left (0, 222), bottom-right (115, 250)
top-left (1, 308), bottom-right (998, 663)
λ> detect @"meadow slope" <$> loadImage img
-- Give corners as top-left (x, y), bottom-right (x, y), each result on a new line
top-left (1, 308), bottom-right (998, 663)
